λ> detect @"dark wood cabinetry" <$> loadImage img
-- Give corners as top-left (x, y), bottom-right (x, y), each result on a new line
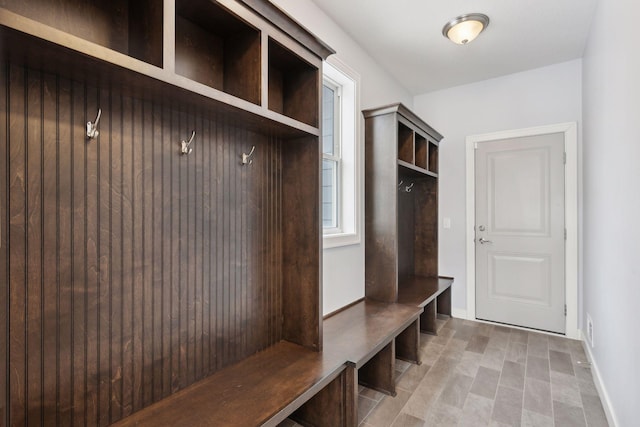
top-left (364, 103), bottom-right (453, 331)
top-left (0, 1), bottom-right (332, 425)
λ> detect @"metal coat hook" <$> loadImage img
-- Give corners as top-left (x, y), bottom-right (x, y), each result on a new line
top-left (181, 130), bottom-right (195, 155)
top-left (86, 108), bottom-right (101, 139)
top-left (405, 182), bottom-right (414, 193)
top-left (398, 180), bottom-right (404, 188)
top-left (241, 145), bottom-right (256, 165)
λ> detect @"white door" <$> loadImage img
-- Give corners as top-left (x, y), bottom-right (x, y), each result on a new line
top-left (475, 133), bottom-right (565, 333)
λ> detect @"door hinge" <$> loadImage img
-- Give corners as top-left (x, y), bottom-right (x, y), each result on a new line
top-left (563, 152), bottom-right (566, 164)
top-left (564, 304), bottom-right (567, 316)
top-left (564, 228), bottom-right (567, 240)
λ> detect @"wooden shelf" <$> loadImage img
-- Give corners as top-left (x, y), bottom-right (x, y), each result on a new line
top-left (415, 133), bottom-right (428, 169)
top-left (429, 141), bottom-right (439, 174)
top-left (268, 38), bottom-right (319, 127)
top-left (0, 1), bottom-right (334, 138)
top-left (397, 121), bottom-right (414, 163)
top-left (397, 276), bottom-right (454, 308)
top-left (0, 0), bottom-right (163, 67)
top-left (364, 103), bottom-right (445, 305)
top-left (176, 0), bottom-right (261, 105)
top-left (398, 160), bottom-right (438, 178)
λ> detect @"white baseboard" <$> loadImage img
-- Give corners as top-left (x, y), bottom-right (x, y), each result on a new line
top-left (580, 330), bottom-right (619, 427)
top-left (451, 308), bottom-right (468, 319)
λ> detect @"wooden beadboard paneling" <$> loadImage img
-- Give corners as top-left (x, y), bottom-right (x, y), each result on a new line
top-left (0, 60), bottom-right (288, 426)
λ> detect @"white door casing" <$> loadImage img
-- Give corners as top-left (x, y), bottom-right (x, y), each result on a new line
top-left (475, 134), bottom-right (565, 333)
top-left (465, 122), bottom-right (578, 339)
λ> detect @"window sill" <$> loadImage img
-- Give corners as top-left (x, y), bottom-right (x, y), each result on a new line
top-left (323, 232), bottom-right (360, 249)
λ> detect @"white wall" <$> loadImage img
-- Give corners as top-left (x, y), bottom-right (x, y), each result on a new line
top-left (582, 0), bottom-right (640, 425)
top-left (413, 60), bottom-right (582, 316)
top-left (270, 0), bottom-right (413, 314)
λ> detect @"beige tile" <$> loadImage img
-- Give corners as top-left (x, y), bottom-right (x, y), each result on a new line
top-left (358, 395), bottom-right (378, 424)
top-left (402, 358), bottom-right (457, 420)
top-left (469, 366), bottom-right (501, 400)
top-left (509, 329), bottom-right (529, 344)
top-left (491, 386), bottom-right (523, 426)
top-left (551, 370), bottom-right (582, 407)
top-left (553, 400), bottom-right (587, 427)
top-left (424, 401), bottom-right (462, 426)
top-left (459, 394), bottom-right (493, 427)
top-left (487, 331), bottom-right (510, 350)
top-left (441, 338), bottom-right (468, 360)
top-left (390, 412), bottom-right (426, 427)
top-left (397, 363), bottom-right (431, 393)
top-left (475, 322), bottom-right (494, 337)
top-left (549, 349), bottom-right (575, 375)
top-left (527, 333), bottom-right (549, 358)
top-left (456, 351), bottom-right (483, 377)
top-left (581, 392), bottom-right (609, 427)
top-left (504, 341), bottom-right (527, 364)
top-left (396, 359), bottom-right (412, 373)
top-left (438, 373), bottom-right (474, 408)
top-left (365, 388), bottom-right (412, 427)
top-left (401, 382), bottom-right (441, 421)
top-left (360, 386), bottom-right (386, 402)
top-left (521, 409), bottom-right (554, 427)
top-left (526, 355), bottom-right (550, 382)
top-left (548, 335), bottom-right (571, 352)
top-left (523, 377), bottom-right (552, 416)
top-left (420, 342), bottom-right (444, 366)
top-left (577, 376), bottom-right (599, 397)
top-left (466, 335), bottom-right (490, 354)
top-left (499, 361), bottom-right (525, 391)
top-left (574, 363), bottom-right (594, 383)
top-left (454, 325), bottom-right (478, 342)
top-left (480, 347), bottom-right (506, 371)
top-left (493, 325), bottom-right (512, 334)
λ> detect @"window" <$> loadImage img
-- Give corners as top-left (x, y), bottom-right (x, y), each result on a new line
top-left (322, 59), bottom-right (360, 248)
top-left (322, 79), bottom-right (341, 231)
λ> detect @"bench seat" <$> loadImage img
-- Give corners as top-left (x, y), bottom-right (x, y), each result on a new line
top-left (112, 341), bottom-right (349, 427)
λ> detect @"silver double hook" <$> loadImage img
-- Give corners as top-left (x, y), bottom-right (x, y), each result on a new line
top-left (181, 130), bottom-right (196, 155)
top-left (86, 108), bottom-right (101, 140)
top-left (242, 145), bottom-right (256, 165)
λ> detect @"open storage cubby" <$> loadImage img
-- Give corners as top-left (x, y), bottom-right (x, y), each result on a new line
top-left (397, 121), bottom-right (414, 164)
top-left (364, 103), bottom-right (445, 304)
top-left (415, 133), bottom-right (428, 170)
top-left (429, 141), bottom-right (439, 174)
top-left (1, 0), bottom-right (335, 425)
top-left (0, 0), bottom-right (163, 67)
top-left (269, 38), bottom-right (319, 127)
top-left (176, 0), bottom-right (261, 104)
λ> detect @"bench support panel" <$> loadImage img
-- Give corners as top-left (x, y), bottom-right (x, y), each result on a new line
top-left (395, 319), bottom-right (421, 364)
top-left (358, 341), bottom-right (396, 396)
top-left (292, 368), bottom-right (355, 427)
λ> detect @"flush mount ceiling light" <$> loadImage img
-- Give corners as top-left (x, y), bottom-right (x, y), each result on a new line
top-left (442, 13), bottom-right (490, 45)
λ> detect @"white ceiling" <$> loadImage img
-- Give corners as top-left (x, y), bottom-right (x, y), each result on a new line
top-left (311, 0), bottom-right (598, 94)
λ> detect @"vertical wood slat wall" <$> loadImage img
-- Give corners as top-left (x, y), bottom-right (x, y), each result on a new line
top-left (0, 60), bottom-right (286, 426)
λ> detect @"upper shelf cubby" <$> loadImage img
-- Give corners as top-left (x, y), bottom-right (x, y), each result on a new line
top-left (176, 0), bottom-right (261, 105)
top-left (268, 38), bottom-right (319, 127)
top-left (0, 0), bottom-right (163, 67)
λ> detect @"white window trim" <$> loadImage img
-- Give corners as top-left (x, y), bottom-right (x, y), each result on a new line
top-left (322, 57), bottom-right (361, 249)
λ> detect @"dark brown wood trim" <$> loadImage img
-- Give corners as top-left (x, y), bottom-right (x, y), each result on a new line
top-left (323, 297), bottom-right (365, 320)
top-left (238, 0), bottom-right (336, 59)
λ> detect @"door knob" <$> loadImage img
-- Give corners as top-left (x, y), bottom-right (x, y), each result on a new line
top-left (479, 237), bottom-right (492, 244)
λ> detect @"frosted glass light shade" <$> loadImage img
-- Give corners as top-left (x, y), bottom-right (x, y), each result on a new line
top-left (443, 14), bottom-right (490, 45)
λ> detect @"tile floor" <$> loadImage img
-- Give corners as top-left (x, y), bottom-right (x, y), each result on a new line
top-left (282, 316), bottom-right (609, 427)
